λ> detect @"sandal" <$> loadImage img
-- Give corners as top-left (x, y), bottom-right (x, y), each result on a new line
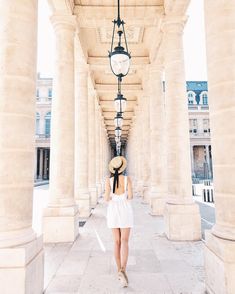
top-left (118, 269), bottom-right (128, 287)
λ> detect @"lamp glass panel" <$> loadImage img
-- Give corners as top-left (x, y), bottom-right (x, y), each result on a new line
top-left (114, 117), bottom-right (123, 127)
top-left (114, 99), bottom-right (127, 112)
top-left (111, 53), bottom-right (130, 76)
top-left (115, 129), bottom-right (122, 137)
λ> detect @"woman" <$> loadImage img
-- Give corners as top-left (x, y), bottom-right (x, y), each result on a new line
top-left (104, 156), bottom-right (134, 287)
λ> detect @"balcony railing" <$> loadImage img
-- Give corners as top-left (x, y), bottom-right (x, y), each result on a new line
top-left (36, 97), bottom-right (52, 103)
top-left (36, 134), bottom-right (50, 139)
top-left (188, 104), bottom-right (209, 111)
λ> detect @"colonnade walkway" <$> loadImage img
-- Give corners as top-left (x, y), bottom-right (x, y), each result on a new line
top-left (37, 187), bottom-right (206, 294)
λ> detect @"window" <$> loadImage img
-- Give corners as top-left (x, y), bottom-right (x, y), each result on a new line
top-left (200, 91), bottom-right (208, 105)
top-left (203, 119), bottom-right (210, 133)
top-left (36, 113), bottom-right (40, 134)
top-left (36, 89), bottom-right (39, 97)
top-left (187, 91), bottom-right (195, 104)
top-left (45, 112), bottom-right (51, 137)
top-left (48, 88), bottom-right (52, 98)
top-left (189, 119), bottom-right (198, 134)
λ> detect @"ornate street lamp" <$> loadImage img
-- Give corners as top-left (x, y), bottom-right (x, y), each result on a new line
top-left (108, 0), bottom-right (131, 78)
top-left (115, 136), bottom-right (121, 143)
top-left (114, 112), bottom-right (123, 128)
top-left (114, 78), bottom-right (127, 113)
top-left (115, 127), bottom-right (122, 137)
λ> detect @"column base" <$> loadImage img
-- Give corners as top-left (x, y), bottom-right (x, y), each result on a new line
top-left (76, 196), bottom-right (91, 218)
top-left (0, 236), bottom-right (44, 294)
top-left (89, 187), bottom-right (98, 208)
top-left (142, 186), bottom-right (150, 204)
top-left (150, 195), bottom-right (165, 216)
top-left (137, 181), bottom-right (144, 197)
top-left (164, 202), bottom-right (201, 241)
top-left (96, 183), bottom-right (102, 198)
top-left (205, 231), bottom-right (235, 294)
top-left (43, 205), bottom-right (79, 243)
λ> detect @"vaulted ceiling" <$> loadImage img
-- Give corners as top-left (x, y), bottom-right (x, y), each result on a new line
top-left (48, 0), bottom-right (190, 147)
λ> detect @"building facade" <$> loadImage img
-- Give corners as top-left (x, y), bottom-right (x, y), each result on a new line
top-left (35, 77), bottom-right (212, 182)
top-left (34, 74), bottom-right (52, 181)
top-left (187, 81), bottom-right (213, 181)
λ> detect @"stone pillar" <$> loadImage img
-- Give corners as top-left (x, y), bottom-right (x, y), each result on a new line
top-left (191, 145), bottom-right (195, 178)
top-left (204, 1), bottom-right (235, 292)
top-left (162, 17), bottom-right (201, 241)
top-left (142, 72), bottom-right (151, 203)
top-left (205, 145), bottom-right (211, 179)
top-left (0, 1), bottom-right (44, 293)
top-left (39, 148), bottom-right (44, 179)
top-left (74, 62), bottom-right (91, 218)
top-left (88, 89), bottom-right (98, 207)
top-left (149, 65), bottom-right (167, 215)
top-left (95, 103), bottom-right (102, 197)
top-left (136, 106), bottom-right (144, 197)
top-left (34, 147), bottom-right (38, 180)
top-left (43, 15), bottom-right (79, 243)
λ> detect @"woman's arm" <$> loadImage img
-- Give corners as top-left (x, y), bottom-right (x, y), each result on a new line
top-left (127, 176), bottom-right (133, 200)
top-left (104, 177), bottom-right (111, 202)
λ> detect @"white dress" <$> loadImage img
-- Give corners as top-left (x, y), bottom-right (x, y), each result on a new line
top-left (107, 176), bottom-right (134, 228)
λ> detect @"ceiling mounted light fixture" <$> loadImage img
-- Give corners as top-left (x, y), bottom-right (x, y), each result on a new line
top-left (108, 0), bottom-right (131, 79)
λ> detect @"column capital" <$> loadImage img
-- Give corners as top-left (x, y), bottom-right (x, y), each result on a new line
top-left (161, 15), bottom-right (188, 34)
top-left (50, 14), bottom-right (77, 33)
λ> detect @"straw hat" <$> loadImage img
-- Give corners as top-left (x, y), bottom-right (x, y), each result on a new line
top-left (109, 156), bottom-right (127, 174)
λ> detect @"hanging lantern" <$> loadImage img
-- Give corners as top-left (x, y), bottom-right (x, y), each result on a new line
top-left (115, 127), bottom-right (122, 137)
top-left (114, 94), bottom-right (127, 113)
top-left (114, 112), bottom-right (123, 127)
top-left (108, 0), bottom-right (131, 78)
top-left (115, 136), bottom-right (121, 143)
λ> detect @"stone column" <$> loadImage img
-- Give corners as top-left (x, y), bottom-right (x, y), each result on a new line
top-left (99, 124), bottom-right (103, 188)
top-left (136, 106), bottom-right (144, 197)
top-left (95, 103), bottom-right (102, 197)
top-left (205, 145), bottom-right (211, 179)
top-left (88, 89), bottom-right (98, 207)
top-left (149, 65), bottom-right (168, 215)
top-left (204, 1), bottom-right (235, 292)
top-left (191, 145), bottom-right (195, 178)
top-left (39, 148), bottom-right (44, 179)
top-left (0, 1), bottom-right (44, 293)
top-left (43, 15), bottom-right (79, 242)
top-left (142, 72), bottom-right (151, 203)
top-left (34, 147), bottom-right (38, 180)
top-left (74, 62), bottom-right (91, 218)
top-left (162, 17), bottom-right (201, 240)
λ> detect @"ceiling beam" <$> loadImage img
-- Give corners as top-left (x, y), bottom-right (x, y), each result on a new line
top-left (74, 5), bottom-right (164, 28)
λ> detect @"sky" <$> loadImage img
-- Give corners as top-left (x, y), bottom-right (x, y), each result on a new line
top-left (37, 0), bottom-right (208, 80)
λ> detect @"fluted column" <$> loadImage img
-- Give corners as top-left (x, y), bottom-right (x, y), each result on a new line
top-left (204, 1), bottom-right (235, 293)
top-left (142, 74), bottom-right (151, 203)
top-left (136, 106), bottom-right (144, 197)
top-left (162, 17), bottom-right (201, 240)
top-left (0, 1), bottom-right (43, 293)
top-left (88, 89), bottom-right (98, 207)
top-left (74, 62), bottom-right (91, 218)
top-left (149, 65), bottom-right (168, 215)
top-left (190, 145), bottom-right (195, 178)
top-left (95, 103), bottom-right (102, 197)
top-left (43, 15), bottom-right (79, 242)
top-left (100, 119), bottom-right (105, 193)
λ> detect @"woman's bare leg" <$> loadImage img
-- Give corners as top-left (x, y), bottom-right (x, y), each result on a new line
top-left (112, 228), bottom-right (121, 271)
top-left (120, 228), bottom-right (131, 271)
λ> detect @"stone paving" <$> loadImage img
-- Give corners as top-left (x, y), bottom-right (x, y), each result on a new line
top-left (43, 192), bottom-right (206, 294)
